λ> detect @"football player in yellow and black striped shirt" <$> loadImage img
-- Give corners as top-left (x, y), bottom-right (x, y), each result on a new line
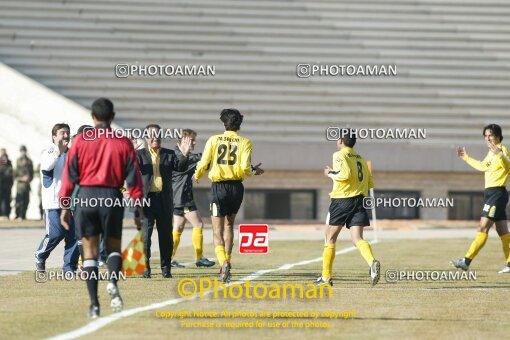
top-left (452, 124), bottom-right (510, 273)
top-left (317, 128), bottom-right (380, 286)
top-left (193, 109), bottom-right (263, 282)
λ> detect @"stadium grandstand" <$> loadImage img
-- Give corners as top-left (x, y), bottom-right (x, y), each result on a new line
top-left (1, 0), bottom-right (510, 221)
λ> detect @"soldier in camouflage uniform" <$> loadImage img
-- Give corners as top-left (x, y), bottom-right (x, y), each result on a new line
top-left (15, 145), bottom-right (34, 220)
top-left (0, 148), bottom-right (14, 219)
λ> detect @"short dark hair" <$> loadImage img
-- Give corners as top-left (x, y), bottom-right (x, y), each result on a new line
top-left (145, 124), bottom-right (161, 131)
top-left (91, 98), bottom-right (115, 122)
top-left (483, 124), bottom-right (503, 142)
top-left (144, 124), bottom-right (161, 139)
top-left (52, 123), bottom-right (70, 137)
top-left (77, 125), bottom-right (92, 134)
top-left (341, 128), bottom-right (357, 147)
top-left (220, 109), bottom-right (243, 131)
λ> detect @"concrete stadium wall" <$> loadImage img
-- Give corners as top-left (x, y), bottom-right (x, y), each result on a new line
top-left (193, 169), bottom-right (485, 221)
top-left (0, 63), bottom-right (95, 219)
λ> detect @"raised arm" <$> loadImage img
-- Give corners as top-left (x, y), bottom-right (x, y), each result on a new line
top-left (326, 154), bottom-right (351, 182)
top-left (194, 137), bottom-right (214, 180)
top-left (40, 146), bottom-right (60, 171)
top-left (457, 147), bottom-right (491, 172)
top-left (486, 142), bottom-right (510, 172)
top-left (59, 143), bottom-right (80, 199)
top-left (174, 136), bottom-right (192, 172)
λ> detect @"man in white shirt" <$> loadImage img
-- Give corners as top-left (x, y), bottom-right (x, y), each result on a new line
top-left (34, 123), bottom-right (79, 273)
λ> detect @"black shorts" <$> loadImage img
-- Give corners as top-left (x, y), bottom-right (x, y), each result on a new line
top-left (174, 204), bottom-right (198, 216)
top-left (327, 195), bottom-right (370, 228)
top-left (210, 181), bottom-right (244, 217)
top-left (481, 187), bottom-right (509, 221)
top-left (74, 186), bottom-right (124, 240)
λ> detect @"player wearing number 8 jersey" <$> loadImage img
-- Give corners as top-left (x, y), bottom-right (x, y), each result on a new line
top-left (193, 109), bottom-right (264, 282)
top-left (316, 128), bottom-right (380, 287)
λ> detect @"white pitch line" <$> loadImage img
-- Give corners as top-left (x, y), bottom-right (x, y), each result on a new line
top-left (330, 287), bottom-right (493, 291)
top-left (50, 240), bottom-right (378, 340)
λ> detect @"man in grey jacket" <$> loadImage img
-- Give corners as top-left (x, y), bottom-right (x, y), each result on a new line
top-left (171, 129), bottom-right (214, 268)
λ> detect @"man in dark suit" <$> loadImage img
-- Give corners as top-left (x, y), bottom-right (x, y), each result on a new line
top-left (136, 124), bottom-right (191, 278)
top-left (0, 148), bottom-right (14, 219)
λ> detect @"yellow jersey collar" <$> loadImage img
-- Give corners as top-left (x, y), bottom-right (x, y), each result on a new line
top-left (149, 147), bottom-right (160, 156)
top-left (340, 147), bottom-right (355, 155)
top-left (224, 131), bottom-right (239, 137)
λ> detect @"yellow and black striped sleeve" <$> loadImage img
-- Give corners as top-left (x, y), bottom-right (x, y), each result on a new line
top-left (327, 153), bottom-right (351, 181)
top-left (194, 136), bottom-right (214, 180)
top-left (496, 146), bottom-right (510, 171)
top-left (462, 153), bottom-right (492, 172)
top-left (240, 139), bottom-right (253, 178)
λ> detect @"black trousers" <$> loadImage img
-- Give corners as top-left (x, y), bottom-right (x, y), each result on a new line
top-left (142, 192), bottom-right (173, 270)
top-left (0, 186), bottom-right (12, 217)
top-left (15, 189), bottom-right (30, 219)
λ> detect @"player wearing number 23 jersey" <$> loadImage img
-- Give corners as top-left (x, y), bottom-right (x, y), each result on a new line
top-left (194, 130), bottom-right (253, 183)
top-left (194, 129), bottom-right (254, 217)
top-left (193, 109), bottom-right (264, 284)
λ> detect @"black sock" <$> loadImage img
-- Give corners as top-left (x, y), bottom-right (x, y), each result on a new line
top-left (107, 252), bottom-right (122, 284)
top-left (464, 258), bottom-right (472, 266)
top-left (78, 242), bottom-right (84, 261)
top-left (507, 262), bottom-right (510, 268)
top-left (83, 259), bottom-right (99, 306)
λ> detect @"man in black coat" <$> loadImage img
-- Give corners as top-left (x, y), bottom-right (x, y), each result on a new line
top-left (0, 148), bottom-right (14, 219)
top-left (136, 124), bottom-right (191, 278)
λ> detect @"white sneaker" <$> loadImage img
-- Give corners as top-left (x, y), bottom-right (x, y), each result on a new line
top-left (106, 282), bottom-right (123, 313)
top-left (220, 262), bottom-right (231, 283)
top-left (315, 276), bottom-right (333, 287)
top-left (370, 260), bottom-right (380, 286)
top-left (497, 266), bottom-right (510, 274)
top-left (451, 258), bottom-right (469, 271)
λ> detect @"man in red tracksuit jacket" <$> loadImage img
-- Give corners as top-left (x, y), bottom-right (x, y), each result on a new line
top-left (60, 98), bottom-right (144, 318)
